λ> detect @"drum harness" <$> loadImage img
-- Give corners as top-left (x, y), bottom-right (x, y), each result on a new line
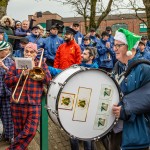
top-left (113, 59), bottom-right (150, 125)
top-left (113, 59), bottom-right (150, 85)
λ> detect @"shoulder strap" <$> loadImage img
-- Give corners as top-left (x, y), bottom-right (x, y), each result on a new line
top-left (113, 61), bottom-right (119, 75)
top-left (114, 59), bottom-right (150, 85)
top-left (124, 59), bottom-right (150, 78)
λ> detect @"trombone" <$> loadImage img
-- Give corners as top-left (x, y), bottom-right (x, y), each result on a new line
top-left (12, 67), bottom-right (29, 103)
top-left (12, 48), bottom-right (46, 103)
top-left (29, 48), bottom-right (46, 81)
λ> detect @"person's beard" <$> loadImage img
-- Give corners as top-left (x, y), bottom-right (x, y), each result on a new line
top-left (64, 37), bottom-right (71, 43)
top-left (81, 58), bottom-right (89, 63)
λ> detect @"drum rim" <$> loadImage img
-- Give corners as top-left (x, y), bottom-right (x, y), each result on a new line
top-left (47, 65), bottom-right (81, 93)
top-left (49, 68), bottom-right (122, 140)
top-left (46, 66), bottom-right (81, 127)
top-left (0, 118), bottom-right (3, 141)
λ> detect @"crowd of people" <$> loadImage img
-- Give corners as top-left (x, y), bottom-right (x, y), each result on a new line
top-left (0, 14), bottom-right (150, 150)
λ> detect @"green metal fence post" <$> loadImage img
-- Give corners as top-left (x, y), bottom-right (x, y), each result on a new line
top-left (40, 94), bottom-right (48, 150)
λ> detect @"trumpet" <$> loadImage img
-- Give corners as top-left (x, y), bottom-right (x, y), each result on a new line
top-left (12, 48), bottom-right (46, 103)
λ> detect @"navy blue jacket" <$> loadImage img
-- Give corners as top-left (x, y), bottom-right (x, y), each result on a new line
top-left (146, 41), bottom-right (150, 51)
top-left (74, 31), bottom-right (84, 45)
top-left (26, 34), bottom-right (45, 59)
top-left (80, 43), bottom-right (93, 52)
top-left (89, 35), bottom-right (99, 46)
top-left (14, 28), bottom-right (31, 50)
top-left (44, 34), bottom-right (63, 61)
top-left (116, 56), bottom-right (150, 149)
top-left (26, 34), bottom-right (45, 49)
top-left (96, 39), bottom-right (115, 69)
top-left (108, 34), bottom-right (114, 48)
top-left (136, 49), bottom-right (150, 61)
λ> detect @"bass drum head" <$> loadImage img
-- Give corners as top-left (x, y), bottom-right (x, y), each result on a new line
top-left (47, 66), bottom-right (81, 126)
top-left (56, 69), bottom-right (120, 140)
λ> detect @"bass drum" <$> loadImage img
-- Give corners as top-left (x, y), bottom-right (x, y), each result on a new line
top-left (47, 65), bottom-right (121, 140)
top-left (0, 117), bottom-right (3, 140)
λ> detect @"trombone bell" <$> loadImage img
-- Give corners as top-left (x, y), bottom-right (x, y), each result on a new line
top-left (29, 48), bottom-right (46, 81)
top-left (29, 67), bottom-right (45, 81)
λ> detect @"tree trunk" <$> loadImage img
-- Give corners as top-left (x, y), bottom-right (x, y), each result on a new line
top-left (143, 0), bottom-right (150, 39)
top-left (89, 0), bottom-right (97, 30)
top-left (84, 16), bottom-right (88, 34)
top-left (0, 0), bottom-right (9, 19)
top-left (96, 0), bottom-right (113, 29)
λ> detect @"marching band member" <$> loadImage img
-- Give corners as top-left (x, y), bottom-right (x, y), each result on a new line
top-left (112, 28), bottom-right (150, 150)
top-left (136, 40), bottom-right (150, 61)
top-left (72, 21), bottom-right (84, 45)
top-left (96, 31), bottom-right (116, 72)
top-left (80, 36), bottom-right (93, 52)
top-left (0, 41), bottom-right (14, 143)
top-left (49, 47), bottom-right (98, 150)
top-left (54, 27), bottom-right (81, 69)
top-left (69, 47), bottom-right (98, 150)
top-left (44, 23), bottom-right (64, 66)
top-left (5, 42), bottom-right (51, 150)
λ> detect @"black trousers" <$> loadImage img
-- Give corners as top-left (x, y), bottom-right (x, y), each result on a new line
top-left (101, 131), bottom-right (149, 150)
top-left (101, 131), bottom-right (122, 150)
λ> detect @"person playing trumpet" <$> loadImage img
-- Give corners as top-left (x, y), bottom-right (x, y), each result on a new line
top-left (0, 41), bottom-right (14, 143)
top-left (5, 42), bottom-right (51, 150)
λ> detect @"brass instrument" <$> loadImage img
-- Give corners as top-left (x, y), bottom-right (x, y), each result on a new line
top-left (29, 48), bottom-right (46, 81)
top-left (12, 68), bottom-right (28, 103)
top-left (12, 48), bottom-right (45, 103)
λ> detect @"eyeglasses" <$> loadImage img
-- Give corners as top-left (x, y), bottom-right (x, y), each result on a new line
top-left (24, 50), bottom-right (35, 54)
top-left (73, 25), bottom-right (79, 27)
top-left (114, 44), bottom-right (126, 49)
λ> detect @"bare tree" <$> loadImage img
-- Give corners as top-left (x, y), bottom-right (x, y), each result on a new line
top-left (115, 0), bottom-right (150, 38)
top-left (142, 0), bottom-right (150, 39)
top-left (95, 0), bottom-right (113, 29)
top-left (56, 0), bottom-right (90, 33)
top-left (127, 0), bottom-right (150, 38)
top-left (0, 0), bottom-right (9, 19)
top-left (56, 0), bottom-right (114, 33)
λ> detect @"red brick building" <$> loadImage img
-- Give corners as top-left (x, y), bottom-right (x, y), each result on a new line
top-left (28, 11), bottom-right (147, 36)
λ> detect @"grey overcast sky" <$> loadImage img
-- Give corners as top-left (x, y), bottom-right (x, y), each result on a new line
top-left (7, 0), bottom-right (76, 21)
top-left (7, 0), bottom-right (144, 21)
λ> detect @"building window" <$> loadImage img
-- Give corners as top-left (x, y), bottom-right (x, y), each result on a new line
top-left (139, 23), bottom-right (147, 32)
top-left (112, 23), bottom-right (128, 35)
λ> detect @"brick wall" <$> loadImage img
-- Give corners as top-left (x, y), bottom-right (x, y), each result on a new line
top-left (28, 12), bottom-right (147, 36)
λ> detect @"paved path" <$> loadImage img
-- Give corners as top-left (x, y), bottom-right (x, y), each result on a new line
top-left (0, 118), bottom-right (106, 150)
top-left (0, 139), bottom-right (40, 150)
top-left (0, 141), bottom-right (10, 150)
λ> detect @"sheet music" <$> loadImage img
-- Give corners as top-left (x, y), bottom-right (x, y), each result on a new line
top-left (15, 57), bottom-right (33, 69)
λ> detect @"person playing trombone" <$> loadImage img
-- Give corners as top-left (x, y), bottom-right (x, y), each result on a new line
top-left (0, 41), bottom-right (14, 143)
top-left (5, 42), bottom-right (51, 150)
